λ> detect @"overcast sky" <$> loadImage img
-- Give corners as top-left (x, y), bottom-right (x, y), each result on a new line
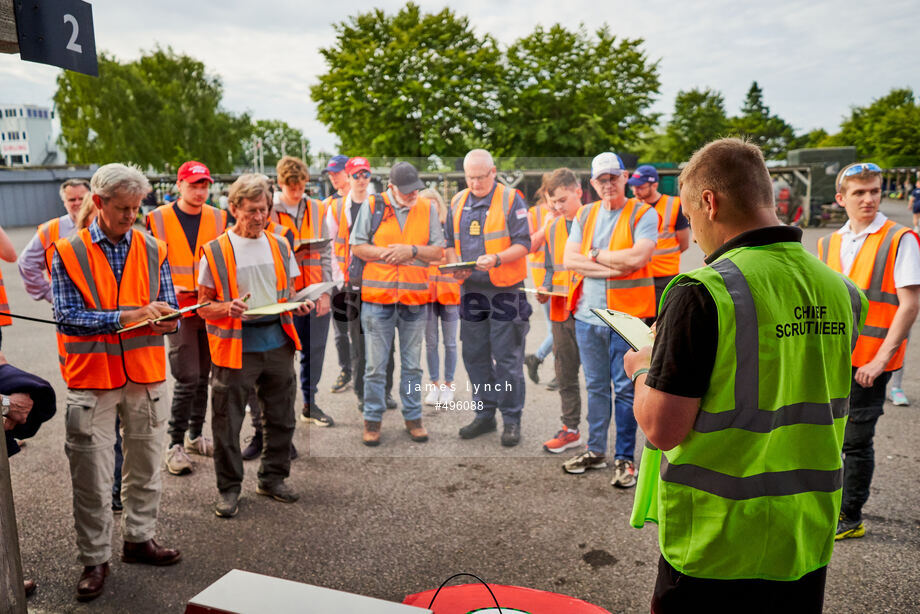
top-left (1, 0), bottom-right (917, 155)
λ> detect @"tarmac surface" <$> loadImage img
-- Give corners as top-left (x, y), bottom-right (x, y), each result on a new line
top-left (3, 198), bottom-right (919, 613)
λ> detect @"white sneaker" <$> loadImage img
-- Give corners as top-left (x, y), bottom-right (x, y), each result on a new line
top-left (424, 385), bottom-right (440, 406)
top-left (165, 443), bottom-right (193, 475)
top-left (438, 385), bottom-right (455, 405)
top-left (184, 432), bottom-right (214, 457)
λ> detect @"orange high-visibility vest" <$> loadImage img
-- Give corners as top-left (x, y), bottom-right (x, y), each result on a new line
top-left (545, 216), bottom-right (577, 322)
top-left (649, 194), bottom-right (682, 277)
top-left (527, 204), bottom-right (550, 288)
top-left (0, 270), bottom-right (10, 326)
top-left (269, 197), bottom-right (327, 291)
top-left (329, 195), bottom-right (353, 281)
top-left (146, 203), bottom-right (226, 310)
top-left (53, 228), bottom-right (168, 389)
top-left (37, 216), bottom-right (64, 273)
top-left (362, 194), bottom-right (434, 306)
top-left (567, 199), bottom-right (656, 319)
top-left (451, 183), bottom-right (527, 287)
top-left (201, 232), bottom-right (301, 370)
top-left (818, 219), bottom-right (913, 371)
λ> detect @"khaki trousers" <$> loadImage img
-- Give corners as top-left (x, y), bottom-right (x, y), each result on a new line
top-left (64, 381), bottom-right (168, 565)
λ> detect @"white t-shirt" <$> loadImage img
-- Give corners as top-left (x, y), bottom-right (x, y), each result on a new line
top-left (198, 231), bottom-right (299, 307)
top-left (835, 213), bottom-right (920, 288)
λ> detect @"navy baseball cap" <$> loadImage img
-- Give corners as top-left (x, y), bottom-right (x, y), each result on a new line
top-left (324, 155), bottom-right (349, 173)
top-left (627, 165), bottom-right (659, 186)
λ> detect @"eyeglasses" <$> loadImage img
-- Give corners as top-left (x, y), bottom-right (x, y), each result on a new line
top-left (466, 170), bottom-right (494, 183)
top-left (351, 171), bottom-right (371, 180)
top-left (838, 163), bottom-right (882, 190)
top-left (594, 173), bottom-right (622, 185)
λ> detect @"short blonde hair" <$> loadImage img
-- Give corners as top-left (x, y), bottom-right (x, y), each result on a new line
top-left (76, 192), bottom-right (96, 229)
top-left (228, 174), bottom-right (271, 209)
top-left (420, 188), bottom-right (447, 225)
top-left (679, 138), bottom-right (773, 217)
top-left (836, 163), bottom-right (882, 195)
top-left (544, 168), bottom-right (579, 197)
top-left (276, 156), bottom-right (309, 186)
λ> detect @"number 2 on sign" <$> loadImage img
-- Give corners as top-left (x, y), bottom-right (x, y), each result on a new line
top-left (63, 14), bottom-right (82, 53)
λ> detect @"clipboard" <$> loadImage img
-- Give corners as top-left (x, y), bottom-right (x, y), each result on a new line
top-left (438, 261), bottom-right (477, 272)
top-left (522, 287), bottom-right (568, 298)
top-left (243, 301), bottom-right (308, 317)
top-left (116, 302), bottom-right (210, 334)
top-left (292, 281), bottom-right (337, 302)
top-left (590, 308), bottom-right (654, 351)
top-left (294, 238), bottom-right (332, 253)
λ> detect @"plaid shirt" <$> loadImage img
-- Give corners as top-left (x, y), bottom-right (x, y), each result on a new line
top-left (52, 220), bottom-right (177, 336)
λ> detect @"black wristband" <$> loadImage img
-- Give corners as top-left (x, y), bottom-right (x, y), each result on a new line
top-left (494, 253), bottom-right (502, 267)
top-left (411, 245), bottom-right (418, 259)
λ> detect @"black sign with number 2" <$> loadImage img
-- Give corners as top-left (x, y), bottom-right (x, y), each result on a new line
top-left (15, 0), bottom-right (97, 77)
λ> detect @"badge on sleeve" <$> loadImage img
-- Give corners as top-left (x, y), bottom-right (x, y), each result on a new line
top-left (469, 220), bottom-right (481, 236)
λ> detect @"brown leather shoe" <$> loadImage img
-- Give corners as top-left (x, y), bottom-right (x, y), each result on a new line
top-left (362, 420), bottom-right (381, 446)
top-left (405, 419), bottom-right (429, 443)
top-left (24, 579), bottom-right (37, 597)
top-left (121, 539), bottom-right (182, 566)
top-left (76, 563), bottom-right (108, 602)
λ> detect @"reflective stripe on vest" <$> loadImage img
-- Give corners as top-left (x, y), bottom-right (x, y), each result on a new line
top-left (817, 220), bottom-right (910, 370)
top-left (650, 243), bottom-right (865, 581)
top-left (527, 204), bottom-right (548, 288)
top-left (546, 216), bottom-right (575, 322)
top-left (147, 204), bottom-right (225, 308)
top-left (270, 197), bottom-right (327, 291)
top-left (362, 194), bottom-right (433, 305)
top-left (650, 195), bottom-right (682, 277)
top-left (38, 216), bottom-right (62, 274)
top-left (567, 200), bottom-right (655, 318)
top-left (54, 228), bottom-right (167, 389)
top-left (201, 232), bottom-right (300, 369)
top-left (451, 184), bottom-right (528, 287)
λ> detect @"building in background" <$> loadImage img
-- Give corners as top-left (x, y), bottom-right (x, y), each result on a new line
top-left (0, 103), bottom-right (64, 167)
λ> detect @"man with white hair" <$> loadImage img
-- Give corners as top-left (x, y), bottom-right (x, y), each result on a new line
top-left (445, 149), bottom-right (531, 447)
top-left (52, 163), bottom-right (182, 602)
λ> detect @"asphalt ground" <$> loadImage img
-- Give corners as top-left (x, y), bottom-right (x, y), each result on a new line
top-left (4, 198), bottom-right (919, 613)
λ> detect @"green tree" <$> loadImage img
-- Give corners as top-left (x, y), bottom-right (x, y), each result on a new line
top-left (54, 47), bottom-right (250, 172)
top-left (827, 88), bottom-right (920, 167)
top-left (665, 88), bottom-right (730, 162)
top-left (495, 24), bottom-right (660, 157)
top-left (310, 3), bottom-right (502, 158)
top-left (240, 119), bottom-right (311, 170)
top-left (730, 81), bottom-right (797, 160)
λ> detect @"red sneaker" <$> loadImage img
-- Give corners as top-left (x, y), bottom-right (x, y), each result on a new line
top-left (543, 426), bottom-right (583, 454)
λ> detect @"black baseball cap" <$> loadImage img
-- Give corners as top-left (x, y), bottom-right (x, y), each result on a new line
top-left (388, 162), bottom-right (425, 193)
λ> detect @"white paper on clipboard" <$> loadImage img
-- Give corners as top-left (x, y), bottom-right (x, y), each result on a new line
top-left (590, 308), bottom-right (654, 351)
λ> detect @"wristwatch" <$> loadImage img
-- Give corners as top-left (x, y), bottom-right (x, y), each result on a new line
top-left (1, 395), bottom-right (10, 418)
top-left (590, 248), bottom-right (600, 262)
top-left (411, 245), bottom-right (418, 259)
top-left (493, 254), bottom-right (502, 267)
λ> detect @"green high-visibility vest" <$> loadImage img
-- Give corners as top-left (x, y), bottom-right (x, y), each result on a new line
top-left (631, 240), bottom-right (867, 581)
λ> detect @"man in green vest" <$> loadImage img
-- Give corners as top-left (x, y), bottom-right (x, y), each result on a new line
top-left (624, 138), bottom-right (866, 613)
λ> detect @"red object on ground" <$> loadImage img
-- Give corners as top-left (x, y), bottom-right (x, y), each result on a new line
top-left (403, 583), bottom-right (611, 613)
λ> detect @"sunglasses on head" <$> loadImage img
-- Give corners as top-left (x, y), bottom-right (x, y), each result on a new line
top-left (838, 163), bottom-right (882, 190)
top-left (351, 170), bottom-right (371, 180)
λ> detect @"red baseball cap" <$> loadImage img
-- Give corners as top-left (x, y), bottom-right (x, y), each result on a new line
top-left (177, 161), bottom-right (213, 184)
top-left (345, 157), bottom-right (371, 175)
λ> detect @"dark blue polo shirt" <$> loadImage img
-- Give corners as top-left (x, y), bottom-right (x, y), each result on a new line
top-left (445, 183), bottom-right (531, 288)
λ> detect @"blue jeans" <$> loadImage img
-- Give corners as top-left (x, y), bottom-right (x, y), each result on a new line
top-left (425, 302), bottom-right (459, 382)
top-left (536, 300), bottom-right (553, 361)
top-left (293, 310), bottom-right (331, 407)
top-left (361, 302), bottom-right (428, 422)
top-left (574, 319), bottom-right (637, 460)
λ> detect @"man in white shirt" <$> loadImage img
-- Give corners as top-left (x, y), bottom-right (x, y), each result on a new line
top-left (817, 162), bottom-right (920, 540)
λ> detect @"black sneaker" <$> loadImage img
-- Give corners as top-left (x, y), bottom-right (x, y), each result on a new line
top-left (524, 354), bottom-right (541, 384)
top-left (501, 422), bottom-right (521, 447)
top-left (386, 393), bottom-right (398, 410)
top-left (545, 377), bottom-right (559, 391)
top-left (241, 431), bottom-right (262, 461)
top-left (458, 416), bottom-right (497, 439)
top-left (300, 403), bottom-right (334, 427)
top-left (331, 370), bottom-right (352, 393)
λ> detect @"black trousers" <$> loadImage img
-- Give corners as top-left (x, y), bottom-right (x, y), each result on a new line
top-left (841, 367), bottom-right (891, 521)
top-left (343, 289), bottom-right (394, 401)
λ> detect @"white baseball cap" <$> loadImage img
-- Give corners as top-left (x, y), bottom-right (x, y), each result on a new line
top-left (591, 152), bottom-right (626, 179)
